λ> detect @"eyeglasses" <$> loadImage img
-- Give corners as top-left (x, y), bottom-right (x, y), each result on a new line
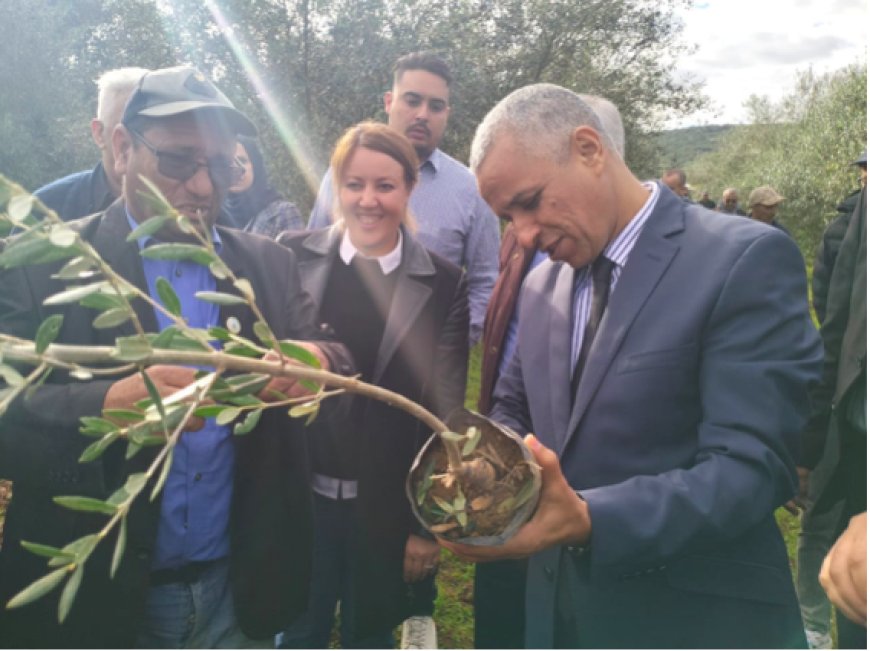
top-left (127, 128), bottom-right (244, 190)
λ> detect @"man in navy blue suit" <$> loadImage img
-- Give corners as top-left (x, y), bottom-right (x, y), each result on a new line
top-left (442, 84), bottom-right (822, 648)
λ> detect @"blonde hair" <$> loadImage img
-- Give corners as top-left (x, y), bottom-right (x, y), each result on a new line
top-left (329, 121), bottom-right (418, 232)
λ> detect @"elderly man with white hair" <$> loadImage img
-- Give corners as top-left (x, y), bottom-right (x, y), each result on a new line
top-left (35, 66), bottom-right (150, 220)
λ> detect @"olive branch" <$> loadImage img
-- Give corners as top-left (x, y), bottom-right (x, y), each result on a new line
top-left (0, 174), bottom-right (455, 622)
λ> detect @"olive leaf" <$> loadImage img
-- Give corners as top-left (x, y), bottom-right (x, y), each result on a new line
top-left (141, 243), bottom-right (215, 267)
top-left (93, 308), bottom-right (132, 329)
top-left (43, 281), bottom-right (111, 306)
top-left (461, 426), bottom-right (481, 456)
top-left (53, 256), bottom-right (98, 280)
top-left (34, 314), bottom-right (64, 354)
top-left (151, 452), bottom-right (173, 502)
top-left (53, 496), bottom-right (118, 516)
top-left (19, 541), bottom-right (73, 561)
top-left (110, 518), bottom-right (127, 579)
top-left (5, 567), bottom-right (69, 610)
top-left (79, 431), bottom-right (121, 463)
top-left (155, 277), bottom-right (182, 316)
top-left (126, 215), bottom-right (169, 242)
top-left (58, 564), bottom-right (83, 623)
top-left (195, 290), bottom-right (246, 306)
top-left (233, 408), bottom-right (262, 435)
top-left (113, 336), bottom-right (153, 362)
top-left (215, 407), bottom-right (241, 425)
top-left (0, 363), bottom-right (25, 387)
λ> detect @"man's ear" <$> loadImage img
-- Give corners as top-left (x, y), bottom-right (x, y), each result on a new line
top-left (384, 90), bottom-right (393, 113)
top-left (571, 126), bottom-right (605, 168)
top-left (91, 119), bottom-right (106, 149)
top-left (112, 125), bottom-right (132, 178)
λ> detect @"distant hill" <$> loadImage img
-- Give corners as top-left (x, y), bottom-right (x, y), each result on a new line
top-left (656, 125), bottom-right (736, 169)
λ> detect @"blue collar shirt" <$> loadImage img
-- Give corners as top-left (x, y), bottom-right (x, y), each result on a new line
top-left (126, 211), bottom-right (233, 570)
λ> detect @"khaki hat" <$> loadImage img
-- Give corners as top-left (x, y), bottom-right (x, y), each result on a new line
top-left (748, 186), bottom-right (784, 208)
top-left (122, 65), bottom-right (256, 137)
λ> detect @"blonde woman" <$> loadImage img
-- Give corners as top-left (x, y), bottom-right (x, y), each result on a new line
top-left (276, 122), bottom-right (469, 647)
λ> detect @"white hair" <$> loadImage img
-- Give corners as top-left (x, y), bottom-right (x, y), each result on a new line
top-left (577, 94), bottom-right (625, 158)
top-left (470, 83), bottom-right (616, 172)
top-left (95, 67), bottom-right (150, 125)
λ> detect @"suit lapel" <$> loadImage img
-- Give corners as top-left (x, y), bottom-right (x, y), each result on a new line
top-left (562, 192), bottom-right (684, 454)
top-left (91, 203), bottom-right (158, 337)
top-left (372, 235), bottom-right (434, 384)
top-left (295, 229), bottom-right (340, 308)
top-left (547, 263), bottom-right (575, 446)
top-left (214, 231), bottom-right (262, 338)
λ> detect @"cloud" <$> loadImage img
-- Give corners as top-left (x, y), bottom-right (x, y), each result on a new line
top-left (668, 0), bottom-right (866, 126)
top-left (694, 34), bottom-right (854, 68)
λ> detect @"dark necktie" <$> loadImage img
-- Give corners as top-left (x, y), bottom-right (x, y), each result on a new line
top-left (571, 255), bottom-right (615, 398)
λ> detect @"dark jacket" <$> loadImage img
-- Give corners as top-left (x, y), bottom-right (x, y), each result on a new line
top-left (33, 162), bottom-right (117, 221)
top-left (0, 201), bottom-right (353, 647)
top-left (478, 223), bottom-right (535, 415)
top-left (277, 226), bottom-right (469, 637)
top-left (812, 189), bottom-right (862, 322)
top-left (801, 189), bottom-right (866, 512)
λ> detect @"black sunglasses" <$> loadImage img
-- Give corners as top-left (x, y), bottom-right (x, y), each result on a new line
top-left (127, 128), bottom-right (244, 190)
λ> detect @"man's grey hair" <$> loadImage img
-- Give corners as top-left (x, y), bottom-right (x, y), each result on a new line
top-left (470, 83), bottom-right (616, 172)
top-left (95, 67), bottom-right (150, 125)
top-left (577, 94), bottom-right (624, 158)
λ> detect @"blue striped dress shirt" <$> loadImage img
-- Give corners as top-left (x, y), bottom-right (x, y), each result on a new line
top-left (570, 182), bottom-right (660, 370)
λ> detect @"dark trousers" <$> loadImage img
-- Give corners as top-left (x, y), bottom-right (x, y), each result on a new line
top-left (408, 572), bottom-right (437, 616)
top-left (831, 425), bottom-right (867, 650)
top-left (278, 494), bottom-right (394, 649)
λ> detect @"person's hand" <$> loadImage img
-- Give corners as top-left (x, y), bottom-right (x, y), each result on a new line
top-left (820, 512), bottom-right (867, 626)
top-left (257, 343), bottom-right (330, 402)
top-left (439, 434), bottom-right (591, 563)
top-left (103, 365), bottom-right (204, 431)
top-left (404, 533), bottom-right (441, 583)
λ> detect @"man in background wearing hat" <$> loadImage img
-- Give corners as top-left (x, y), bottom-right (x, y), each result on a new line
top-left (0, 65), bottom-right (352, 648)
top-left (748, 185), bottom-right (791, 236)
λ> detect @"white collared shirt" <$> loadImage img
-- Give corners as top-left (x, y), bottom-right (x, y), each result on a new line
top-left (338, 228), bottom-right (404, 274)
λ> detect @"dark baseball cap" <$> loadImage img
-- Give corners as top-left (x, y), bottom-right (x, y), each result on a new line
top-left (852, 150), bottom-right (867, 167)
top-left (122, 65), bottom-right (257, 137)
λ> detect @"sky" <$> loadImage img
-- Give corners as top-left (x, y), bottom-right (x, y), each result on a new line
top-left (668, 0), bottom-right (867, 128)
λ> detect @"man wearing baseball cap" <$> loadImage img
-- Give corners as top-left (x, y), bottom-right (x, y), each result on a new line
top-left (748, 185), bottom-right (791, 237)
top-left (0, 65), bottom-right (352, 647)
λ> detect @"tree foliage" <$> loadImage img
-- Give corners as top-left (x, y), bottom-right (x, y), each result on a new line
top-left (0, 0), bottom-right (705, 210)
top-left (686, 64), bottom-right (867, 256)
